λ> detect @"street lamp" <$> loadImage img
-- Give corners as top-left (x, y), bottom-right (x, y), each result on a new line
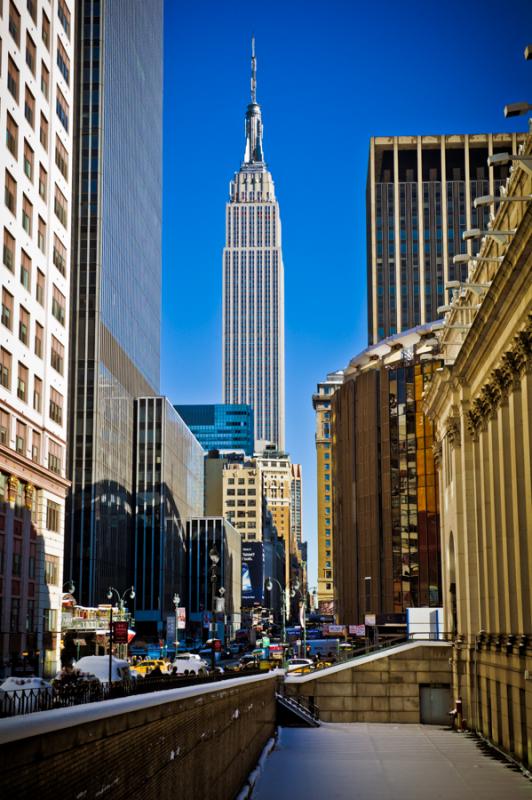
top-left (486, 153), bottom-right (532, 178)
top-left (173, 592), bottom-right (180, 653)
top-left (452, 254), bottom-right (503, 265)
top-left (209, 545), bottom-right (220, 674)
top-left (265, 576), bottom-right (286, 649)
top-left (462, 227), bottom-right (516, 241)
top-left (62, 580), bottom-right (75, 594)
top-left (473, 194), bottom-right (532, 207)
top-left (106, 586), bottom-right (135, 684)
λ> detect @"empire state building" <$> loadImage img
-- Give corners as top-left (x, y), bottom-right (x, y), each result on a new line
top-left (222, 41), bottom-right (285, 451)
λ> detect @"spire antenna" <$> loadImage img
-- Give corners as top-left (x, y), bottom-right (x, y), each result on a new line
top-left (251, 35), bottom-right (257, 104)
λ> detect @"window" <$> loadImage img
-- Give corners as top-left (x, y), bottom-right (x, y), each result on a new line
top-left (10, 598), bottom-right (20, 631)
top-left (16, 420), bottom-right (26, 455)
top-left (18, 305), bottom-right (29, 345)
top-left (33, 376), bottom-right (41, 412)
top-left (39, 164), bottom-right (47, 199)
top-left (40, 113), bottom-right (48, 150)
top-left (6, 113), bottom-right (18, 157)
top-left (12, 538), bottom-right (21, 577)
top-left (52, 285), bottom-right (65, 325)
top-left (3, 228), bottom-right (15, 271)
top-left (57, 38), bottom-right (69, 84)
top-left (34, 321), bottom-right (43, 357)
top-left (27, 0), bottom-right (37, 23)
top-left (2, 288), bottom-right (13, 329)
top-left (56, 89), bottom-right (69, 132)
top-left (53, 234), bottom-right (66, 274)
top-left (41, 61), bottom-right (49, 99)
top-left (44, 554), bottom-right (59, 585)
top-left (25, 33), bottom-right (36, 75)
top-left (31, 430), bottom-right (40, 462)
top-left (22, 195), bottom-right (32, 235)
top-left (7, 57), bottom-right (19, 101)
top-left (5, 169), bottom-right (17, 214)
top-left (38, 216), bottom-right (46, 252)
top-left (55, 136), bottom-right (68, 179)
top-left (42, 11), bottom-right (50, 49)
top-left (49, 388), bottom-right (63, 424)
top-left (9, 1), bottom-right (20, 46)
top-left (25, 87), bottom-right (35, 128)
top-left (0, 348), bottom-right (12, 389)
top-left (43, 608), bottom-right (57, 632)
top-left (48, 440), bottom-right (62, 474)
top-left (20, 250), bottom-right (31, 290)
top-left (54, 185), bottom-right (67, 227)
top-left (17, 363), bottom-right (28, 401)
top-left (22, 142), bottom-right (34, 183)
top-left (58, 0), bottom-right (70, 37)
top-left (46, 500), bottom-right (60, 532)
top-left (0, 409), bottom-right (9, 443)
top-left (36, 269), bottom-right (44, 305)
top-left (51, 336), bottom-right (64, 374)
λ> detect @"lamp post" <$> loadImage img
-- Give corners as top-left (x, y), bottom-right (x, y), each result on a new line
top-left (209, 545), bottom-right (220, 674)
top-left (265, 576), bottom-right (286, 649)
top-left (106, 586), bottom-right (135, 685)
top-left (173, 593), bottom-right (180, 654)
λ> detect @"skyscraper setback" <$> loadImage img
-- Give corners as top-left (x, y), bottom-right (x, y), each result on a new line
top-left (222, 41), bottom-right (285, 451)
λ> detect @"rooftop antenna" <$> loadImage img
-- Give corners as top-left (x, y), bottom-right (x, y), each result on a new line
top-left (251, 35), bottom-right (257, 103)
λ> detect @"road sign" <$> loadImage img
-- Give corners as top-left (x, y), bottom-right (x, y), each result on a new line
top-left (113, 621), bottom-right (128, 644)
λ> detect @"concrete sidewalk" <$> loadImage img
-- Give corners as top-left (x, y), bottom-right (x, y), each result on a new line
top-left (252, 723), bottom-right (532, 800)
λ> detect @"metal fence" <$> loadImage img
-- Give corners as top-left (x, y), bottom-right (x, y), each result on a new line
top-left (0, 669), bottom-right (266, 719)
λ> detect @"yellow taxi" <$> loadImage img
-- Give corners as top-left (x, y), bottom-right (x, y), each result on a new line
top-left (133, 659), bottom-right (169, 676)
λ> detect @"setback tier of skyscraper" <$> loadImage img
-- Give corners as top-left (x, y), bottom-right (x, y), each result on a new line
top-left (222, 40), bottom-right (285, 451)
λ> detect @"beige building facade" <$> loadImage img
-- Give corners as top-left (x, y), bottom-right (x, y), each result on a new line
top-left (0, 0), bottom-right (74, 676)
top-left (425, 134), bottom-right (532, 767)
top-left (312, 373), bottom-right (342, 610)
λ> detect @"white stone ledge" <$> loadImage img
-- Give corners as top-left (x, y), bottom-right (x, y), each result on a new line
top-left (0, 670), bottom-right (282, 745)
top-left (284, 640), bottom-right (452, 684)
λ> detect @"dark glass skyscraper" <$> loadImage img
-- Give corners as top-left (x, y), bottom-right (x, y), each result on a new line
top-left (366, 133), bottom-right (526, 344)
top-left (65, 0), bottom-right (163, 605)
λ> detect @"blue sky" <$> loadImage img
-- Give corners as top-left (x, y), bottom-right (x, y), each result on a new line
top-left (161, 0), bottom-right (532, 587)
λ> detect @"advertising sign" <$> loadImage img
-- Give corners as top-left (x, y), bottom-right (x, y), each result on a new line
top-left (177, 607), bottom-right (186, 630)
top-left (318, 599), bottom-right (336, 616)
top-left (241, 542), bottom-right (265, 605)
top-left (365, 614), bottom-right (377, 626)
top-left (166, 615), bottom-right (176, 644)
top-left (327, 624), bottom-right (345, 635)
top-left (349, 624), bottom-right (366, 637)
top-left (113, 621), bottom-right (128, 644)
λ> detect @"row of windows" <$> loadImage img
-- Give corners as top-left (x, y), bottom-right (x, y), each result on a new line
top-left (0, 408), bottom-right (63, 474)
top-left (0, 346), bottom-right (64, 420)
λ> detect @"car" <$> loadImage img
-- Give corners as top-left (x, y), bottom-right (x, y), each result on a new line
top-left (0, 677), bottom-right (53, 714)
top-left (133, 659), bottom-right (169, 676)
top-left (171, 654), bottom-right (209, 675)
top-left (74, 656), bottom-right (132, 685)
top-left (286, 658), bottom-right (314, 674)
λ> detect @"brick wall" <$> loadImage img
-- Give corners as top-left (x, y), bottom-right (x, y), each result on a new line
top-left (0, 675), bottom-right (278, 799)
top-left (285, 643), bottom-right (451, 722)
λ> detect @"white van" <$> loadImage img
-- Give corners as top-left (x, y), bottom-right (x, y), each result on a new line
top-left (74, 656), bottom-right (132, 685)
top-left (171, 654), bottom-right (209, 676)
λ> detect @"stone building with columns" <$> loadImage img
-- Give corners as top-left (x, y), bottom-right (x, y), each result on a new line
top-left (424, 133), bottom-right (531, 766)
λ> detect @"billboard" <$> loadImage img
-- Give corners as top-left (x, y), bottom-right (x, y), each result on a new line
top-left (318, 599), bottom-right (336, 616)
top-left (242, 542), bottom-right (265, 605)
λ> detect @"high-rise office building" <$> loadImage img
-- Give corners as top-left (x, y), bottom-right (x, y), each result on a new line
top-left (222, 40), bottom-right (285, 450)
top-left (367, 133), bottom-right (526, 344)
top-left (0, 0), bottom-right (74, 676)
top-left (312, 372), bottom-right (342, 609)
top-left (332, 324), bottom-right (442, 624)
top-left (175, 403), bottom-right (254, 455)
top-left (289, 463), bottom-right (302, 545)
top-left (134, 398), bottom-right (204, 640)
top-left (65, 0), bottom-right (163, 606)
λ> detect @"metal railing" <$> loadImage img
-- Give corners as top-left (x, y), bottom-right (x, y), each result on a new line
top-left (0, 668), bottom-right (268, 719)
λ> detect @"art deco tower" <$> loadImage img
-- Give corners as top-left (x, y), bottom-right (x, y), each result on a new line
top-left (222, 40), bottom-right (285, 451)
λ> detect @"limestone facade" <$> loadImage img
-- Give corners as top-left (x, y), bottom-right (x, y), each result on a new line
top-left (424, 134), bottom-right (532, 766)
